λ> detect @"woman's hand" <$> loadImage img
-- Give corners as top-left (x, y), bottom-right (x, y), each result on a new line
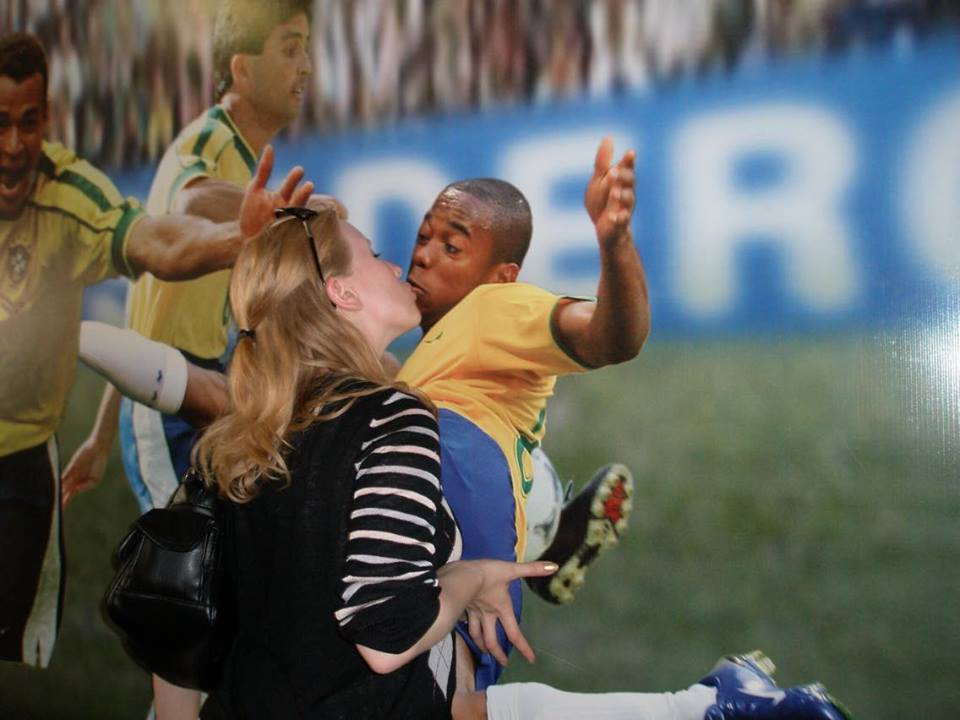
top-left (443, 559), bottom-right (557, 667)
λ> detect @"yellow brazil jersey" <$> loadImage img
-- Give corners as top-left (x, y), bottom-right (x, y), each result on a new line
top-left (0, 141), bottom-right (145, 456)
top-left (126, 106), bottom-right (256, 360)
top-left (397, 283), bottom-right (588, 557)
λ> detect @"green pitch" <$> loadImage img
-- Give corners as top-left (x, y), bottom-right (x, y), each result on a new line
top-left (1, 335), bottom-right (956, 718)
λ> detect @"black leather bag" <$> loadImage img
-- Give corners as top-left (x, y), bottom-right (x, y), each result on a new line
top-left (104, 470), bottom-right (235, 691)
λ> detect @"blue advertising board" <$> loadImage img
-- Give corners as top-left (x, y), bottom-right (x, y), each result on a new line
top-left (108, 38), bottom-right (959, 338)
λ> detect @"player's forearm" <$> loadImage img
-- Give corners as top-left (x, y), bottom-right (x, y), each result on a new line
top-left (172, 178), bottom-right (244, 223)
top-left (591, 228), bottom-right (650, 364)
top-left (87, 384), bottom-right (121, 452)
top-left (126, 214), bottom-right (241, 280)
top-left (179, 364), bottom-right (228, 428)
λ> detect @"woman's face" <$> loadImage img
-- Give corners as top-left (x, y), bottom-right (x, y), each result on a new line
top-left (338, 221), bottom-right (421, 347)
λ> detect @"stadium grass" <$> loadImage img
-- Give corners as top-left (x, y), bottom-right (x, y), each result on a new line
top-left (1, 335), bottom-right (956, 719)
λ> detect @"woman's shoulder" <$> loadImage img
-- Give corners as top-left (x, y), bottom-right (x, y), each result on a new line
top-left (297, 385), bottom-right (434, 442)
top-left (287, 387), bottom-right (429, 476)
top-left (361, 388), bottom-right (436, 432)
top-left (367, 387), bottom-right (431, 412)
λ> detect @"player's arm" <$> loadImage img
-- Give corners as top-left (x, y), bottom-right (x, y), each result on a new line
top-left (552, 137), bottom-right (650, 368)
top-left (124, 145), bottom-right (314, 280)
top-left (172, 176), bottom-right (347, 225)
top-left (179, 364), bottom-right (227, 428)
top-left (63, 371), bottom-right (221, 507)
top-left (66, 322), bottom-right (191, 509)
top-left (61, 384), bottom-right (121, 508)
top-left (171, 177), bottom-right (252, 223)
top-left (77, 322), bottom-right (228, 430)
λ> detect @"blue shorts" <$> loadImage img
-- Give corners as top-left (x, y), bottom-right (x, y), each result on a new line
top-left (119, 398), bottom-right (198, 512)
top-left (438, 409), bottom-right (521, 690)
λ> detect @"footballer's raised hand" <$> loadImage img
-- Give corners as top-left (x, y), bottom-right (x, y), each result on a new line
top-left (239, 144), bottom-right (315, 239)
top-left (584, 136), bottom-right (616, 223)
top-left (585, 138), bottom-right (636, 247)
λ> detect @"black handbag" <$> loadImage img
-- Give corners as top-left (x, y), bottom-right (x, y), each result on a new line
top-left (104, 469), bottom-right (235, 691)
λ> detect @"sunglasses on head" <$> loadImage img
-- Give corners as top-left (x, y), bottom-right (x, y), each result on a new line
top-left (274, 206), bottom-right (327, 286)
top-left (274, 206), bottom-right (340, 309)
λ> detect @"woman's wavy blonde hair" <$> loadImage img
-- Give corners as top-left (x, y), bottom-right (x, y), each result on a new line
top-left (193, 202), bottom-right (427, 503)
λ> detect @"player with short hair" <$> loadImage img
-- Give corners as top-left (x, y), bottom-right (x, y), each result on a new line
top-left (124, 0), bottom-right (314, 512)
top-left (0, 30), bottom-right (312, 668)
top-left (66, 0), bottom-right (316, 522)
top-left (396, 139), bottom-right (647, 689)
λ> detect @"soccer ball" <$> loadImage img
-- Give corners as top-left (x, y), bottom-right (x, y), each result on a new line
top-left (522, 448), bottom-right (565, 561)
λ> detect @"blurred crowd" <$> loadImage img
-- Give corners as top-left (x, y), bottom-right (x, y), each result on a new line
top-left (3, 0), bottom-right (957, 169)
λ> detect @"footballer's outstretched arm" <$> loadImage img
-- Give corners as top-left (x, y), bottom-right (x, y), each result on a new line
top-left (173, 171), bottom-right (347, 228)
top-left (75, 321), bottom-right (397, 431)
top-left (125, 145), bottom-right (314, 280)
top-left (552, 137), bottom-right (650, 368)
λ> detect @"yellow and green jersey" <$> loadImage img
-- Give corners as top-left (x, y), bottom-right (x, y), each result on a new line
top-left (398, 282), bottom-right (587, 557)
top-left (126, 106), bottom-right (256, 360)
top-left (0, 141), bottom-right (145, 455)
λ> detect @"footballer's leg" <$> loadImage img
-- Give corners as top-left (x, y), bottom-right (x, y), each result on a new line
top-left (525, 449), bottom-right (633, 605)
top-left (0, 438), bottom-right (63, 667)
top-left (481, 651), bottom-right (852, 719)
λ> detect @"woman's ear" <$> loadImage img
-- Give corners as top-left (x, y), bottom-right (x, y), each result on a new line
top-left (325, 277), bottom-right (362, 310)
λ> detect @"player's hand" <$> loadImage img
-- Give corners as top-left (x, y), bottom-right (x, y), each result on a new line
top-left (584, 136), bottom-right (616, 223)
top-left (239, 144), bottom-right (316, 239)
top-left (461, 559), bottom-right (557, 666)
top-left (61, 439), bottom-right (110, 508)
top-left (585, 138), bottom-right (636, 247)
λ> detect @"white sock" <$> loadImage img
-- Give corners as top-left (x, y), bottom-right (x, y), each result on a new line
top-left (486, 681), bottom-right (716, 720)
top-left (79, 321), bottom-right (188, 414)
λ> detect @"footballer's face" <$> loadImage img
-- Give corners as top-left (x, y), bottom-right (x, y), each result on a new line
top-left (0, 73), bottom-right (47, 221)
top-left (246, 12), bottom-right (311, 130)
top-left (406, 189), bottom-right (502, 332)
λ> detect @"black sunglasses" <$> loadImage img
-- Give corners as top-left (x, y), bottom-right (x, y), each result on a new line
top-left (274, 206), bottom-right (327, 287)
